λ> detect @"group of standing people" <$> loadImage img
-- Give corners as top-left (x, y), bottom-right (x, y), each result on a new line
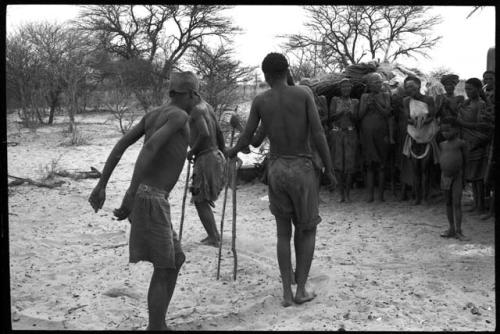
top-left (87, 51), bottom-right (494, 330)
top-left (321, 70), bottom-right (495, 223)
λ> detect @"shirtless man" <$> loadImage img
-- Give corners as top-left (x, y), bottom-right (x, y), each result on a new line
top-left (227, 53), bottom-right (336, 307)
top-left (88, 71), bottom-right (199, 330)
top-left (187, 98), bottom-right (226, 247)
top-left (439, 117), bottom-right (468, 240)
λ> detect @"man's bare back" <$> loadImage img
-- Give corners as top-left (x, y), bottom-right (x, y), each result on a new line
top-left (255, 85), bottom-right (318, 156)
top-left (188, 99), bottom-right (223, 154)
top-left (141, 106), bottom-right (190, 193)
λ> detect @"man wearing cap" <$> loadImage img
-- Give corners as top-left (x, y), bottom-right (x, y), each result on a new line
top-left (187, 96), bottom-right (226, 247)
top-left (227, 53), bottom-right (336, 307)
top-left (89, 71), bottom-right (200, 330)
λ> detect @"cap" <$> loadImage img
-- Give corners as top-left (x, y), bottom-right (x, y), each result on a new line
top-left (169, 71), bottom-right (200, 94)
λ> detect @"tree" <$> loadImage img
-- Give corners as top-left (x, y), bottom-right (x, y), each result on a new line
top-left (188, 43), bottom-right (255, 120)
top-left (77, 5), bottom-right (239, 111)
top-left (282, 6), bottom-right (442, 70)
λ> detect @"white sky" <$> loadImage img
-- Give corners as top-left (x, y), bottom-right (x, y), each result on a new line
top-left (6, 5), bottom-right (496, 79)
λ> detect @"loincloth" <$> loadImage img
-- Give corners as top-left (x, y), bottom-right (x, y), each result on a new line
top-left (190, 148), bottom-right (226, 206)
top-left (128, 184), bottom-right (183, 269)
top-left (267, 154), bottom-right (321, 231)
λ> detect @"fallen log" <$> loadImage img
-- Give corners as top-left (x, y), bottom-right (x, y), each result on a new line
top-left (54, 167), bottom-right (102, 180)
top-left (8, 175), bottom-right (65, 188)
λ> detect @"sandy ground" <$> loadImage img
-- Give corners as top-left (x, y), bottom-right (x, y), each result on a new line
top-left (7, 112), bottom-right (495, 331)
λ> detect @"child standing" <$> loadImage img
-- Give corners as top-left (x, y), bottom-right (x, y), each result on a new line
top-left (439, 117), bottom-right (468, 241)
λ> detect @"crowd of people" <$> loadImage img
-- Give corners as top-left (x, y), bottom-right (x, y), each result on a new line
top-left (311, 69), bottom-right (496, 225)
top-left (88, 52), bottom-right (495, 329)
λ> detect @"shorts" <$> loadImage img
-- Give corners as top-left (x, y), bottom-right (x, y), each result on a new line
top-left (191, 148), bottom-right (226, 206)
top-left (128, 184), bottom-right (183, 269)
top-left (267, 155), bottom-right (321, 231)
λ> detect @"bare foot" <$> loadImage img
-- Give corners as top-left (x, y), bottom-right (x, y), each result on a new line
top-left (201, 237), bottom-right (220, 247)
top-left (455, 232), bottom-right (470, 241)
top-left (466, 205), bottom-right (477, 213)
top-left (480, 213), bottom-right (493, 220)
top-left (281, 297), bottom-right (294, 307)
top-left (440, 229), bottom-right (456, 238)
top-left (146, 324), bottom-right (170, 331)
top-left (294, 289), bottom-right (316, 304)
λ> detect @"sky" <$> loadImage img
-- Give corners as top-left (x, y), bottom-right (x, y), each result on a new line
top-left (6, 5), bottom-right (496, 80)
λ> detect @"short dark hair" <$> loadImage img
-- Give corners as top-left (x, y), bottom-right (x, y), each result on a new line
top-left (483, 70), bottom-right (495, 77)
top-left (465, 77), bottom-right (483, 90)
top-left (404, 75), bottom-right (421, 86)
top-left (262, 53), bottom-right (288, 79)
top-left (441, 116), bottom-right (460, 128)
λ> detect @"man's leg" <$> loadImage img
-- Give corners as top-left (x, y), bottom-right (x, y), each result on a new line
top-left (195, 200), bottom-right (220, 246)
top-left (146, 253), bottom-right (185, 330)
top-left (338, 172), bottom-right (345, 203)
top-left (294, 226), bottom-right (317, 304)
top-left (276, 216), bottom-right (294, 307)
top-left (377, 164), bottom-right (385, 202)
top-left (366, 164), bottom-right (375, 203)
top-left (440, 190), bottom-right (455, 238)
top-left (345, 173), bottom-right (352, 203)
top-left (412, 160), bottom-right (422, 205)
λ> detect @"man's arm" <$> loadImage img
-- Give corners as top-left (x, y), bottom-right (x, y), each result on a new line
top-left (188, 107), bottom-right (210, 160)
top-left (215, 116), bottom-right (226, 153)
top-left (227, 99), bottom-right (261, 158)
top-left (423, 96), bottom-right (436, 124)
top-left (306, 90), bottom-right (335, 183)
top-left (128, 110), bottom-right (189, 195)
top-left (358, 93), bottom-right (369, 120)
top-left (89, 117), bottom-right (145, 212)
top-left (250, 123), bottom-right (266, 147)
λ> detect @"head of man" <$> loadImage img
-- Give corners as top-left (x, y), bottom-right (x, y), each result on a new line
top-left (168, 71), bottom-right (201, 112)
top-left (339, 78), bottom-right (352, 97)
top-left (261, 53), bottom-right (289, 86)
top-left (404, 76), bottom-right (422, 98)
top-left (483, 70), bottom-right (495, 89)
top-left (440, 116), bottom-right (460, 140)
top-left (366, 73), bottom-right (383, 93)
top-left (440, 74), bottom-right (459, 95)
top-left (465, 77), bottom-right (483, 100)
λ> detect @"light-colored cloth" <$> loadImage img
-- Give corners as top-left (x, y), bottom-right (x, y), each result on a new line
top-left (128, 184), bottom-right (183, 269)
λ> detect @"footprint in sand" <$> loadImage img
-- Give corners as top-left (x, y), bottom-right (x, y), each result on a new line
top-left (308, 274), bottom-right (331, 293)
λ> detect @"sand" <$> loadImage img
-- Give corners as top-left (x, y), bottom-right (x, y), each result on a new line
top-left (7, 111), bottom-right (495, 331)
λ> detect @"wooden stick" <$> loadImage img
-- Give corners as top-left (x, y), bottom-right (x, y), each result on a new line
top-left (231, 158), bottom-right (241, 280)
top-left (217, 127), bottom-right (235, 280)
top-left (179, 160), bottom-right (191, 242)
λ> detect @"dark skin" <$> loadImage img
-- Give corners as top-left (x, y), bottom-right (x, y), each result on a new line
top-left (439, 123), bottom-right (468, 241)
top-left (435, 82), bottom-right (464, 119)
top-left (188, 98), bottom-right (225, 247)
top-left (89, 90), bottom-right (196, 331)
top-left (329, 81), bottom-right (359, 203)
top-left (458, 84), bottom-right (493, 213)
top-left (227, 71), bottom-right (336, 308)
top-left (403, 80), bottom-right (436, 205)
top-left (359, 74), bottom-right (392, 202)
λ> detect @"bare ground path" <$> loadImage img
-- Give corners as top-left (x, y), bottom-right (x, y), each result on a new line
top-left (7, 113), bottom-right (495, 331)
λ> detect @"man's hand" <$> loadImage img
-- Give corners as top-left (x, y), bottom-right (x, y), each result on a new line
top-left (113, 189), bottom-right (135, 221)
top-left (408, 118), bottom-right (417, 126)
top-left (423, 116), bottom-right (434, 125)
top-left (325, 169), bottom-right (337, 192)
top-left (187, 150), bottom-right (195, 162)
top-left (89, 185), bottom-right (106, 213)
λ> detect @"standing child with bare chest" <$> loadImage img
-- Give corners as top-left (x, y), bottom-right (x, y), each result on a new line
top-left (439, 117), bottom-right (468, 241)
